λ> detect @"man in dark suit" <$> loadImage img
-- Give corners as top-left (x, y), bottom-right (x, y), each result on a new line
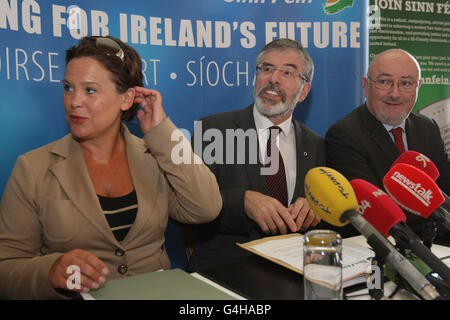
top-left (326, 49), bottom-right (450, 241)
top-left (185, 39), bottom-right (327, 272)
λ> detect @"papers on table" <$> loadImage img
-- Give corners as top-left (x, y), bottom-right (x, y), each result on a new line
top-left (238, 233), bottom-right (450, 289)
top-left (237, 234), bottom-right (375, 287)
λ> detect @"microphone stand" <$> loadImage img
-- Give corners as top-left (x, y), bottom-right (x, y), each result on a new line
top-left (390, 222), bottom-right (450, 285)
top-left (387, 246), bottom-right (412, 299)
top-left (389, 246), bottom-right (450, 300)
top-left (422, 220), bottom-right (438, 250)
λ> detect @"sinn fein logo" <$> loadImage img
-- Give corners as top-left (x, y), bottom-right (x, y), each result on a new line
top-left (323, 0), bottom-right (354, 14)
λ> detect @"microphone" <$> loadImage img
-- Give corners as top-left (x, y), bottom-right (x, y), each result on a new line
top-left (393, 151), bottom-right (440, 180)
top-left (393, 151), bottom-right (450, 213)
top-left (384, 249), bottom-right (450, 300)
top-left (383, 163), bottom-right (450, 230)
top-left (304, 167), bottom-right (440, 300)
top-left (350, 178), bottom-right (450, 285)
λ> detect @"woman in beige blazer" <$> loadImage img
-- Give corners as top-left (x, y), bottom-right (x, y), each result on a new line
top-left (0, 36), bottom-right (222, 299)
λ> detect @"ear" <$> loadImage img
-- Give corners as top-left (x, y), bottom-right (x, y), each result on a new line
top-left (297, 81), bottom-right (311, 103)
top-left (362, 77), bottom-right (369, 98)
top-left (120, 87), bottom-right (136, 112)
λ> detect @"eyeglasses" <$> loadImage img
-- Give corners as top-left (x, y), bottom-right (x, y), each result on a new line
top-left (256, 64), bottom-right (309, 82)
top-left (94, 37), bottom-right (125, 63)
top-left (367, 76), bottom-right (418, 92)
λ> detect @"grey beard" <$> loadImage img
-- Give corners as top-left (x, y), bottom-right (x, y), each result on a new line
top-left (254, 85), bottom-right (303, 118)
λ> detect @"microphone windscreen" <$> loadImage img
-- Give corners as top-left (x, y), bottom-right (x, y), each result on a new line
top-left (393, 151), bottom-right (440, 181)
top-left (383, 163), bottom-right (445, 218)
top-left (304, 167), bottom-right (357, 226)
top-left (350, 179), bottom-right (406, 237)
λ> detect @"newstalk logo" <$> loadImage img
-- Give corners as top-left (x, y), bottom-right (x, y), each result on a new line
top-left (323, 0), bottom-right (354, 15)
top-left (390, 171), bottom-right (434, 207)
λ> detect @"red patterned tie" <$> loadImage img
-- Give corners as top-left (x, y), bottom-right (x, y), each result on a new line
top-left (265, 126), bottom-right (288, 207)
top-left (390, 127), bottom-right (406, 154)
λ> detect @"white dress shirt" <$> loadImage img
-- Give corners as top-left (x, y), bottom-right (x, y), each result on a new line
top-left (253, 106), bottom-right (297, 205)
top-left (383, 121), bottom-right (409, 151)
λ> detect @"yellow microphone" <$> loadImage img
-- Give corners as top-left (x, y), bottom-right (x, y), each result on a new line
top-left (304, 167), bottom-right (440, 300)
top-left (304, 167), bottom-right (356, 227)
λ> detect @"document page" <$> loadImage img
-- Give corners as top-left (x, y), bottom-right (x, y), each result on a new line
top-left (241, 234), bottom-right (375, 283)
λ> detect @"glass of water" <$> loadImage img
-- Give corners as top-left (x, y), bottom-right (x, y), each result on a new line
top-left (303, 230), bottom-right (343, 300)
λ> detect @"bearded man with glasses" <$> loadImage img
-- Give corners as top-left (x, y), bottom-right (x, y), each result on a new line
top-left (325, 49), bottom-right (450, 242)
top-left (184, 38), bottom-right (331, 273)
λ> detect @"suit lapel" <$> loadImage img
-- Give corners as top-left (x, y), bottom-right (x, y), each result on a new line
top-left (49, 135), bottom-right (117, 244)
top-left (239, 107), bottom-right (314, 200)
top-left (235, 105), bottom-right (267, 194)
top-left (359, 104), bottom-right (399, 164)
top-left (292, 120), bottom-right (309, 200)
top-left (48, 126), bottom-right (160, 247)
top-left (121, 127), bottom-right (159, 242)
top-left (405, 116), bottom-right (422, 151)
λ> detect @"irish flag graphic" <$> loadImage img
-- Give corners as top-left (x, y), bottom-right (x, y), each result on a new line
top-left (323, 0), bottom-right (354, 14)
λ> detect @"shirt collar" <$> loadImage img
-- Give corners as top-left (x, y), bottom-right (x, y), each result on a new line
top-left (383, 120), bottom-right (406, 133)
top-left (253, 105), bottom-right (293, 136)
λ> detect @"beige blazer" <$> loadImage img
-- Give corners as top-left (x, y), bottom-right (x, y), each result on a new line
top-left (0, 118), bottom-right (221, 299)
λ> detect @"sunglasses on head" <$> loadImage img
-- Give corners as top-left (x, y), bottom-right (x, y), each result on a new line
top-left (94, 37), bottom-right (125, 63)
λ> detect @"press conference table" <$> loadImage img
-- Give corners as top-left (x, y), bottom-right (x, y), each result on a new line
top-left (198, 237), bottom-right (450, 300)
top-left (199, 254), bottom-right (305, 300)
top-left (198, 254), bottom-right (396, 300)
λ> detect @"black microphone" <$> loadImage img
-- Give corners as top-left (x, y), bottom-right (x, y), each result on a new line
top-left (350, 178), bottom-right (450, 286)
top-left (304, 167), bottom-right (440, 300)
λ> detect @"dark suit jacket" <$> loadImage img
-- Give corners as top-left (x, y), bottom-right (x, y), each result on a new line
top-left (325, 103), bottom-right (450, 239)
top-left (186, 104), bottom-right (326, 272)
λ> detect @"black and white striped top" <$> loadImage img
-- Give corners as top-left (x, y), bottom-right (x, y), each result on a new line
top-left (98, 190), bottom-right (138, 242)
